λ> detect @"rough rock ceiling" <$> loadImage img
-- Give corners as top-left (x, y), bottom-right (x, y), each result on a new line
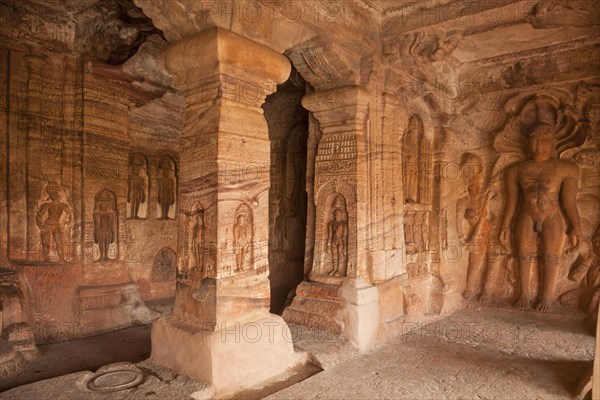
top-left (0, 0), bottom-right (161, 64)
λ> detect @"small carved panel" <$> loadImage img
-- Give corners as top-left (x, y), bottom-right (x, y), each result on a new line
top-left (36, 182), bottom-right (73, 263)
top-left (233, 204), bottom-right (254, 273)
top-left (93, 189), bottom-right (118, 262)
top-left (156, 156), bottom-right (177, 220)
top-left (153, 247), bottom-right (177, 281)
top-left (127, 153), bottom-right (149, 219)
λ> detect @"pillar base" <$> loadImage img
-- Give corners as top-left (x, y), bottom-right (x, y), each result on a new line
top-left (283, 278), bottom-right (379, 350)
top-left (151, 313), bottom-right (303, 396)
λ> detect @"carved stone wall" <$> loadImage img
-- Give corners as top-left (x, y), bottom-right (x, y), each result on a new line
top-left (0, 33), bottom-right (179, 344)
top-left (442, 82), bottom-right (600, 313)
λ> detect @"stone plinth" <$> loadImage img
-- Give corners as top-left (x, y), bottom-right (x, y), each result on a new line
top-left (152, 313), bottom-right (302, 396)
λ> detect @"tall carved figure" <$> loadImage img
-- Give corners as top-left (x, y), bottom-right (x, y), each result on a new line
top-left (127, 153), bottom-right (148, 219)
top-left (190, 207), bottom-right (205, 271)
top-left (233, 206), bottom-right (253, 273)
top-left (36, 186), bottom-right (70, 262)
top-left (327, 208), bottom-right (348, 276)
top-left (93, 190), bottom-right (117, 262)
top-left (403, 115), bottom-right (423, 204)
top-left (157, 157), bottom-right (176, 220)
top-left (457, 153), bottom-right (495, 301)
top-left (500, 123), bottom-right (582, 311)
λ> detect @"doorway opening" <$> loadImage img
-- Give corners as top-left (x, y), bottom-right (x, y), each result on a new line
top-left (263, 66), bottom-right (308, 314)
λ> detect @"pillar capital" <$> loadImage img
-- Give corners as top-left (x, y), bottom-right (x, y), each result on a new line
top-left (162, 27), bottom-right (290, 96)
top-left (301, 86), bottom-right (370, 133)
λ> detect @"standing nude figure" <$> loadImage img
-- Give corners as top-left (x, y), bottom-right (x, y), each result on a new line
top-left (157, 162), bottom-right (175, 220)
top-left (191, 211), bottom-right (205, 271)
top-left (233, 214), bottom-right (250, 272)
top-left (37, 189), bottom-right (70, 262)
top-left (127, 165), bottom-right (145, 219)
top-left (326, 209), bottom-right (348, 276)
top-left (94, 203), bottom-right (116, 261)
top-left (500, 123), bottom-right (582, 311)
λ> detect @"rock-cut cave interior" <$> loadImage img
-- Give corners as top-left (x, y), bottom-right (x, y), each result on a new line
top-left (0, 0), bottom-right (599, 399)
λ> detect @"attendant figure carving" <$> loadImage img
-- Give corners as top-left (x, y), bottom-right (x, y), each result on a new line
top-left (190, 209), bottom-right (205, 271)
top-left (457, 155), bottom-right (495, 301)
top-left (37, 187), bottom-right (70, 262)
top-left (233, 213), bottom-right (251, 272)
top-left (403, 116), bottom-right (422, 204)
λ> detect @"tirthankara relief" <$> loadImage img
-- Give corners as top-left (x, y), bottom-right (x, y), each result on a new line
top-left (1, 0), bottom-right (599, 397)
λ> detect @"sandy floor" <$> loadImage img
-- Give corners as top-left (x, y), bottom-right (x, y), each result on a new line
top-left (267, 308), bottom-right (595, 400)
top-left (1, 307), bottom-right (595, 399)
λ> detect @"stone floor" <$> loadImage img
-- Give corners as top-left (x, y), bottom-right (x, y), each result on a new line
top-left (269, 308), bottom-right (595, 400)
top-left (0, 308), bottom-right (595, 399)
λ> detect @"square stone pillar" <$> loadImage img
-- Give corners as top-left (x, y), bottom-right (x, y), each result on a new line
top-left (283, 86), bottom-right (379, 350)
top-left (150, 28), bottom-right (301, 396)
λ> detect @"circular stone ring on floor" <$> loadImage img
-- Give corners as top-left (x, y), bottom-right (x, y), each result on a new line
top-left (87, 369), bottom-right (144, 392)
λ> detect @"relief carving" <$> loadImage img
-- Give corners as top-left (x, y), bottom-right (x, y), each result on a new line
top-left (492, 94), bottom-right (590, 312)
top-left (527, 0), bottom-right (600, 28)
top-left (157, 156), bottom-right (177, 220)
top-left (456, 154), bottom-right (497, 301)
top-left (188, 203), bottom-right (205, 272)
top-left (36, 183), bottom-right (72, 263)
top-left (385, 29), bottom-right (462, 65)
top-left (93, 189), bottom-right (118, 262)
top-left (402, 115), bottom-right (432, 206)
top-left (326, 196), bottom-right (348, 277)
top-left (127, 153), bottom-right (148, 219)
top-left (153, 247), bottom-right (177, 281)
top-left (403, 210), bottom-right (430, 255)
top-left (499, 124), bottom-right (583, 311)
top-left (233, 204), bottom-right (254, 273)
top-left (312, 179), bottom-right (357, 279)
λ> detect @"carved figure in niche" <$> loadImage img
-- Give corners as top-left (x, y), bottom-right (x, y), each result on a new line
top-left (419, 139), bottom-right (432, 206)
top-left (403, 116), bottom-right (422, 204)
top-left (127, 154), bottom-right (147, 219)
top-left (403, 211), bottom-right (416, 254)
top-left (326, 195), bottom-right (348, 277)
top-left (274, 200), bottom-right (288, 251)
top-left (36, 185), bottom-right (70, 262)
top-left (154, 248), bottom-right (176, 281)
top-left (500, 124), bottom-right (582, 311)
top-left (233, 207), bottom-right (253, 272)
top-left (93, 190), bottom-right (117, 262)
top-left (457, 154), bottom-right (496, 301)
top-left (157, 157), bottom-right (176, 220)
top-left (422, 212), bottom-right (431, 251)
top-left (189, 206), bottom-right (205, 271)
top-left (441, 210), bottom-right (448, 250)
top-left (413, 213), bottom-right (424, 252)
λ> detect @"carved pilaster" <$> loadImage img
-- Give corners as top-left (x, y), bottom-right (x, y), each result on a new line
top-left (301, 86), bottom-right (370, 282)
top-left (153, 28), bottom-right (300, 395)
top-left (161, 27), bottom-right (291, 325)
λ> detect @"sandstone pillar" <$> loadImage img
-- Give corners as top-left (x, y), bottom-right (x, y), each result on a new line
top-left (283, 86), bottom-right (379, 350)
top-left (150, 28), bottom-right (301, 395)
